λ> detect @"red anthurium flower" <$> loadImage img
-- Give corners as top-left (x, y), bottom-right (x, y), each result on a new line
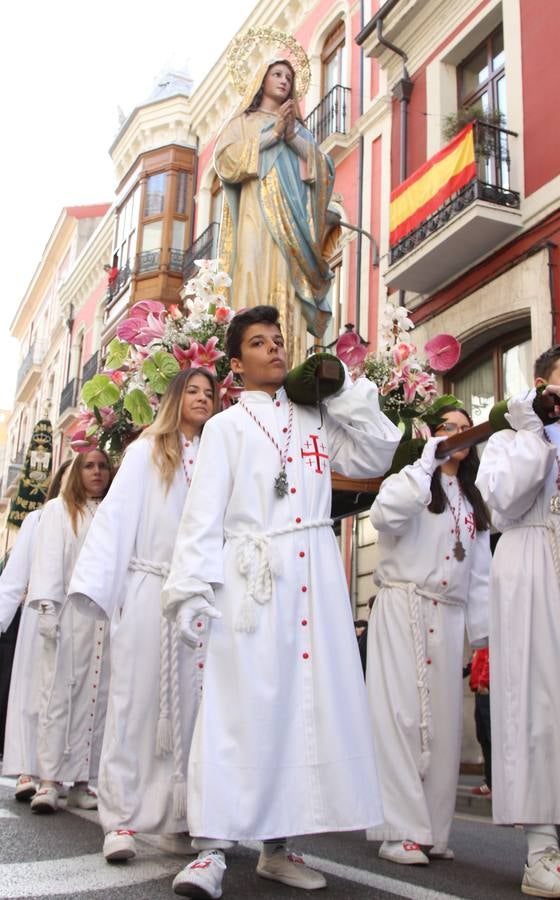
top-left (424, 334), bottom-right (461, 372)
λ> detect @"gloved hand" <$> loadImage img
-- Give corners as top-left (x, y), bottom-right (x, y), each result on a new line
top-left (418, 436), bottom-right (449, 475)
top-left (505, 390), bottom-right (543, 435)
top-left (176, 596), bottom-right (222, 647)
top-left (38, 602), bottom-right (59, 640)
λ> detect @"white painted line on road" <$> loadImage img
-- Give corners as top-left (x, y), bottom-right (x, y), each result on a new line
top-left (0, 854), bottom-right (179, 898)
top-left (0, 808), bottom-right (18, 819)
top-left (242, 841), bottom-right (466, 900)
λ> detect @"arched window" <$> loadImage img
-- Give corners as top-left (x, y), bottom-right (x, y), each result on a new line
top-left (445, 326), bottom-right (532, 425)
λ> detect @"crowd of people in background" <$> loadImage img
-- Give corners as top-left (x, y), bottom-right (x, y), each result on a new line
top-left (1, 306), bottom-right (560, 900)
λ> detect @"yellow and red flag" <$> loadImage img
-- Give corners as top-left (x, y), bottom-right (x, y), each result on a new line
top-left (389, 124), bottom-right (476, 247)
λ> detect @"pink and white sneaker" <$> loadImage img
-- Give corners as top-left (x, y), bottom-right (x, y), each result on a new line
top-left (379, 840), bottom-right (429, 865)
top-left (172, 850), bottom-right (227, 898)
top-left (103, 830), bottom-right (137, 862)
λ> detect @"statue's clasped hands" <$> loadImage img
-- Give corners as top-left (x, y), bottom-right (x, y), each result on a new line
top-left (275, 100), bottom-right (296, 141)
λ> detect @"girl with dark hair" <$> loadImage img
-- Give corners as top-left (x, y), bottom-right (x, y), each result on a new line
top-left (69, 368), bottom-right (217, 862)
top-left (365, 402), bottom-right (491, 866)
top-left (1, 459), bottom-right (72, 801)
top-left (27, 449), bottom-right (113, 814)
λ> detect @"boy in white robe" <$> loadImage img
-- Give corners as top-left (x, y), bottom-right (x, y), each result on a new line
top-left (477, 345), bottom-right (560, 898)
top-left (163, 305), bottom-right (401, 899)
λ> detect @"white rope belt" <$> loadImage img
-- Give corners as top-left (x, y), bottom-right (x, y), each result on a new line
top-left (128, 556), bottom-right (185, 818)
top-left (226, 518), bottom-right (334, 634)
top-left (377, 579), bottom-right (462, 780)
top-left (129, 557), bottom-right (170, 579)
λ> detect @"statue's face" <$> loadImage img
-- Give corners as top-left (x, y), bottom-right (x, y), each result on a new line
top-left (261, 63), bottom-right (294, 106)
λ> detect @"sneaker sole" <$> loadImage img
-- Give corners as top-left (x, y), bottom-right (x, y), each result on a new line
top-left (256, 869), bottom-right (327, 890)
top-left (104, 849), bottom-right (136, 863)
top-left (378, 849), bottom-right (429, 866)
top-left (172, 882), bottom-right (221, 899)
top-left (31, 803), bottom-right (57, 814)
top-left (522, 885), bottom-right (560, 898)
top-left (15, 787), bottom-right (36, 802)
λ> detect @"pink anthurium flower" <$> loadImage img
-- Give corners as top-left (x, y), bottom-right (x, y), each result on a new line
top-left (424, 334), bottom-right (461, 372)
top-left (335, 331), bottom-right (368, 367)
top-left (70, 429), bottom-right (99, 453)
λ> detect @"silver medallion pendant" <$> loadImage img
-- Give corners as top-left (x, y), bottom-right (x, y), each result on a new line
top-left (274, 469), bottom-right (289, 499)
top-left (453, 539), bottom-right (466, 561)
top-left (551, 494), bottom-right (560, 515)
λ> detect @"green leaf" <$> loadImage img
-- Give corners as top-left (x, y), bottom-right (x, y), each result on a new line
top-left (81, 375), bottom-right (120, 409)
top-left (123, 389), bottom-right (154, 425)
top-left (142, 351), bottom-right (180, 394)
top-left (106, 339), bottom-right (130, 370)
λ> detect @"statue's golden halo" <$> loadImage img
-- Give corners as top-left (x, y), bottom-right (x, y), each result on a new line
top-left (226, 27), bottom-right (311, 101)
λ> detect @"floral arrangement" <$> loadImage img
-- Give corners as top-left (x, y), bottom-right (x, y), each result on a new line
top-left (72, 260), bottom-right (242, 456)
top-left (336, 300), bottom-right (461, 439)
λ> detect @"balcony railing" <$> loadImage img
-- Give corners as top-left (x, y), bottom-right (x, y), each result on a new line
top-left (16, 342), bottom-right (44, 391)
top-left (389, 121), bottom-right (520, 266)
top-left (182, 223), bottom-right (220, 280)
top-left (168, 248), bottom-right (185, 273)
top-left (81, 351), bottom-right (99, 384)
top-left (59, 377), bottom-right (80, 416)
top-left (137, 249), bottom-right (161, 274)
top-left (107, 261), bottom-right (132, 301)
top-left (305, 85), bottom-right (350, 145)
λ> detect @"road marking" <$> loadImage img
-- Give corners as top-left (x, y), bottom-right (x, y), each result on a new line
top-left (241, 841), bottom-right (466, 900)
top-left (0, 808), bottom-right (18, 819)
top-left (0, 854), bottom-right (179, 898)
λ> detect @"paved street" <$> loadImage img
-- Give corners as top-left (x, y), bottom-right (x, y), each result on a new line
top-left (0, 777), bottom-right (528, 900)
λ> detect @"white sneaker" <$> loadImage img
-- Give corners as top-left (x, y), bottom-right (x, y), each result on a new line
top-left (379, 840), bottom-right (429, 865)
top-left (522, 848), bottom-right (560, 897)
top-left (172, 851), bottom-right (226, 898)
top-left (30, 785), bottom-right (59, 814)
top-left (159, 833), bottom-right (198, 856)
top-left (66, 785), bottom-right (98, 810)
top-left (15, 775), bottom-right (37, 802)
top-left (103, 830), bottom-right (137, 862)
top-left (256, 847), bottom-right (327, 890)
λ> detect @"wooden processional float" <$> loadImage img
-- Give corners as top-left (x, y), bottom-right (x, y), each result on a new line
top-left (284, 354), bottom-right (559, 521)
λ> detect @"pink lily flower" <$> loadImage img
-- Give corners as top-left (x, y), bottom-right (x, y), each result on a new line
top-left (185, 336), bottom-right (225, 375)
top-left (392, 341), bottom-right (416, 367)
top-left (172, 345), bottom-right (193, 370)
top-left (219, 371), bottom-right (243, 408)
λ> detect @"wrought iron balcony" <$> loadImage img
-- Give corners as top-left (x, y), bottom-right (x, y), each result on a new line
top-left (386, 121), bottom-right (522, 294)
top-left (168, 248), bottom-right (185, 273)
top-left (59, 377), bottom-right (80, 416)
top-left (305, 85), bottom-right (350, 145)
top-left (182, 223), bottom-right (220, 281)
top-left (107, 261), bottom-right (132, 301)
top-left (81, 351), bottom-right (99, 384)
top-left (137, 249), bottom-right (161, 274)
top-left (16, 343), bottom-right (45, 393)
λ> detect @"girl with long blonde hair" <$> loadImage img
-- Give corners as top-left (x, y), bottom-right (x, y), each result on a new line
top-left (69, 368), bottom-right (217, 862)
top-left (27, 449), bottom-right (113, 813)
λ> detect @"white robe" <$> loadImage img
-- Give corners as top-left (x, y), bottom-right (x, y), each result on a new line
top-left (476, 423), bottom-right (560, 824)
top-left (366, 462), bottom-right (491, 850)
top-left (69, 437), bottom-right (204, 833)
top-left (1, 510), bottom-right (42, 776)
top-left (27, 498), bottom-right (110, 783)
top-left (163, 379), bottom-right (401, 841)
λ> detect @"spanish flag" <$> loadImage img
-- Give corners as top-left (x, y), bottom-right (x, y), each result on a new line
top-left (389, 124), bottom-right (476, 247)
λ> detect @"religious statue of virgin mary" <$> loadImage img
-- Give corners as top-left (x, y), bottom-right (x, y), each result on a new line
top-left (215, 29), bottom-right (339, 356)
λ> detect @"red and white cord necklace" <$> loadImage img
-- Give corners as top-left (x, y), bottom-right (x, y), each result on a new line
top-left (238, 398), bottom-right (294, 498)
top-left (443, 481), bottom-right (466, 561)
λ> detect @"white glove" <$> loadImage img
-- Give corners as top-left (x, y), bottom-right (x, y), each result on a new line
top-left (38, 602), bottom-right (59, 640)
top-left (176, 596), bottom-right (222, 647)
top-left (418, 436), bottom-right (449, 475)
top-left (505, 390), bottom-right (543, 435)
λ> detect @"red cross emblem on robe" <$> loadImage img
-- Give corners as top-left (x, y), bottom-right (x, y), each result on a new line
top-left (301, 434), bottom-right (329, 474)
top-left (464, 511), bottom-right (476, 540)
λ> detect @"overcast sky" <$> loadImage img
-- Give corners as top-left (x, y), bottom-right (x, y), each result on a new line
top-left (0, 0), bottom-right (257, 408)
